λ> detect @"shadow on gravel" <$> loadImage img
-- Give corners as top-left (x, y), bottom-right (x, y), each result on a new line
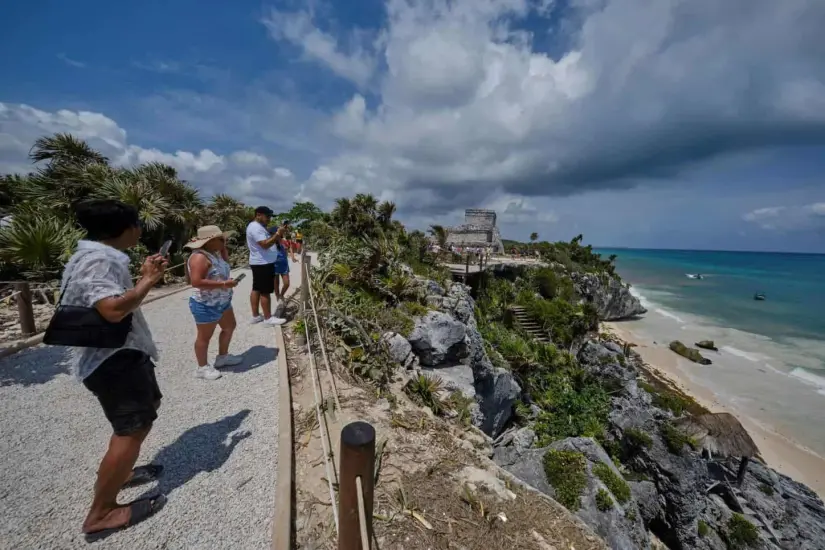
top-left (147, 409), bottom-right (252, 497)
top-left (228, 345), bottom-right (277, 374)
top-left (0, 345), bottom-right (72, 387)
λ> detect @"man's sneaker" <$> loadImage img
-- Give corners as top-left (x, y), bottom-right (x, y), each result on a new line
top-left (195, 365), bottom-right (222, 380)
top-left (214, 354), bottom-right (243, 368)
top-left (250, 315), bottom-right (265, 324)
top-left (263, 316), bottom-right (287, 326)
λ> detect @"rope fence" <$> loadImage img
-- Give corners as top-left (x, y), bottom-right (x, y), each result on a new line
top-left (297, 250), bottom-right (375, 550)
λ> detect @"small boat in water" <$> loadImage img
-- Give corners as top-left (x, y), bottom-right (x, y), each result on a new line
top-left (687, 273), bottom-right (704, 280)
top-left (753, 292), bottom-right (766, 301)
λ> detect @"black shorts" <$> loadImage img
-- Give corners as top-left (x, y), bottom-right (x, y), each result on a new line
top-left (251, 263), bottom-right (275, 294)
top-left (83, 349), bottom-right (162, 436)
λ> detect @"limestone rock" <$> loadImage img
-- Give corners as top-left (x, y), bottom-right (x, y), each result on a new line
top-left (474, 367), bottom-right (520, 437)
top-left (669, 340), bottom-right (712, 365)
top-left (695, 340), bottom-right (718, 351)
top-left (570, 272), bottom-right (647, 321)
top-left (407, 311), bottom-right (468, 366)
top-left (382, 332), bottom-right (413, 368)
top-left (495, 437), bottom-right (650, 550)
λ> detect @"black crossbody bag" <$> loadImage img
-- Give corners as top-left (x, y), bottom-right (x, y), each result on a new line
top-left (43, 258), bottom-right (133, 348)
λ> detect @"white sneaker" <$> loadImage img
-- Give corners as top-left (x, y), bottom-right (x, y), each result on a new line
top-left (214, 354), bottom-right (243, 368)
top-left (263, 316), bottom-right (287, 326)
top-left (250, 315), bottom-right (265, 324)
top-left (195, 365), bottom-right (222, 380)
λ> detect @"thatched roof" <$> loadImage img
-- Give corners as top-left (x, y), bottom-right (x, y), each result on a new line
top-left (675, 412), bottom-right (760, 458)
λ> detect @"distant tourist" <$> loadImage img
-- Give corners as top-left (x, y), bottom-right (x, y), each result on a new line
top-left (184, 225), bottom-right (243, 380)
top-left (274, 219), bottom-right (298, 314)
top-left (55, 200), bottom-right (168, 539)
top-left (294, 228), bottom-right (303, 253)
top-left (246, 206), bottom-right (286, 326)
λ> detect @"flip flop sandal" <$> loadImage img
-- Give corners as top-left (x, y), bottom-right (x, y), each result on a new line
top-left (83, 493), bottom-right (167, 543)
top-left (122, 464), bottom-right (164, 489)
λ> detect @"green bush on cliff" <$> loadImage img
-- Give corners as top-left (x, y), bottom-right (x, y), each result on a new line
top-left (596, 489), bottom-right (614, 511)
top-left (593, 462), bottom-right (631, 504)
top-left (543, 450), bottom-right (587, 511)
top-left (726, 513), bottom-right (759, 548)
top-left (526, 297), bottom-right (599, 348)
top-left (623, 428), bottom-right (653, 455)
top-left (661, 422), bottom-right (698, 455)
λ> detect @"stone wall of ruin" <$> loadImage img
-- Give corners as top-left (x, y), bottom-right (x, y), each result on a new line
top-left (464, 209), bottom-right (497, 228)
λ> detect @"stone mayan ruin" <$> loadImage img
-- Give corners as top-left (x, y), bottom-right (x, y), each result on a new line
top-left (445, 209), bottom-right (505, 252)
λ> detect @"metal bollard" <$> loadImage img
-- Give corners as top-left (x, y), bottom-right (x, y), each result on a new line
top-left (338, 421), bottom-right (375, 550)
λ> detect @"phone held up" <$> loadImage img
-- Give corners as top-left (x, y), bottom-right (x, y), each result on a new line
top-left (233, 273), bottom-right (247, 283)
top-left (159, 240), bottom-right (172, 257)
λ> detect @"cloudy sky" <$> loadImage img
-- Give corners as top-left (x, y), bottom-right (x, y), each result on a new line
top-left (2, 0), bottom-right (824, 252)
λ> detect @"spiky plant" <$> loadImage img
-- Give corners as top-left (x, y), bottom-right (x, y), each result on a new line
top-left (405, 374), bottom-right (446, 416)
top-left (0, 212), bottom-right (85, 280)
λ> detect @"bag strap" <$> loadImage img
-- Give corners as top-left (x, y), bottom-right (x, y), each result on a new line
top-left (58, 250), bottom-right (94, 306)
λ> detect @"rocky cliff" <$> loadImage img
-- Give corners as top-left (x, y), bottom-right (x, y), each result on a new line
top-left (381, 270), bottom-right (825, 550)
top-left (494, 337), bottom-right (825, 550)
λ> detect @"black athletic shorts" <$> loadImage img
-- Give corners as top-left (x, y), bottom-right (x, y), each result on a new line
top-left (251, 263), bottom-right (275, 294)
top-left (83, 349), bottom-right (162, 436)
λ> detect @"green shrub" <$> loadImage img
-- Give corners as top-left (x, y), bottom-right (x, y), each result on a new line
top-left (627, 508), bottom-right (637, 521)
top-left (596, 489), bottom-right (613, 511)
top-left (624, 428), bottom-right (653, 455)
top-left (404, 374), bottom-right (445, 416)
top-left (543, 450), bottom-right (587, 511)
top-left (593, 462), bottom-right (631, 504)
top-left (638, 380), bottom-right (695, 417)
top-left (698, 519), bottom-right (709, 537)
top-left (661, 422), bottom-right (697, 455)
top-left (400, 301), bottom-right (428, 318)
top-left (759, 483), bottom-right (774, 496)
top-left (292, 319), bottom-right (306, 335)
top-left (726, 514), bottom-right (759, 548)
top-left (526, 298), bottom-right (599, 348)
top-left (447, 391), bottom-right (474, 426)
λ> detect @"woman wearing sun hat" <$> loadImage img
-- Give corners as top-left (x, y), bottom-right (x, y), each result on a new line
top-left (184, 225), bottom-right (243, 380)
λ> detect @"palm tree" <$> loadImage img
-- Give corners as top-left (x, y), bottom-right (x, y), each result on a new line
top-left (377, 201), bottom-right (397, 227)
top-left (30, 133), bottom-right (108, 167)
top-left (429, 224), bottom-right (448, 248)
top-left (530, 232), bottom-right (538, 243)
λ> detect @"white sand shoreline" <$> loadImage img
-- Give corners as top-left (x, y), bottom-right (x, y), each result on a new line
top-left (605, 321), bottom-right (825, 500)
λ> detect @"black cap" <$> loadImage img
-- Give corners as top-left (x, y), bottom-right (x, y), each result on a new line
top-left (255, 206), bottom-right (274, 216)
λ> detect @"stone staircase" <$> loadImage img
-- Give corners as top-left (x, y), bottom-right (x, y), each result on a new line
top-left (510, 305), bottom-right (551, 344)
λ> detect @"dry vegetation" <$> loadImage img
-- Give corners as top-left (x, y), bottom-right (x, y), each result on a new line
top-left (285, 312), bottom-right (606, 550)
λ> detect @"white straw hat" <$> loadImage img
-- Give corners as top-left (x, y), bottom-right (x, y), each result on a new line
top-left (184, 225), bottom-right (236, 249)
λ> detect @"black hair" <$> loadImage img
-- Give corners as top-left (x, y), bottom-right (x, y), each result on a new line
top-left (74, 199), bottom-right (140, 241)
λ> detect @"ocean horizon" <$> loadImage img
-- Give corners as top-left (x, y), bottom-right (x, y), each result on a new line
top-left (597, 247), bottom-right (825, 456)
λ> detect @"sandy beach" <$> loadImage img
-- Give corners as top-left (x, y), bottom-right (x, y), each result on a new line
top-left (605, 321), bottom-right (825, 500)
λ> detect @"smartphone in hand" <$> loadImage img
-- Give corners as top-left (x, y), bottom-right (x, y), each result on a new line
top-left (234, 273), bottom-right (247, 283)
top-left (159, 240), bottom-right (173, 257)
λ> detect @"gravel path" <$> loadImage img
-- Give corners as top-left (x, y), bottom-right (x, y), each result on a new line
top-left (0, 262), bottom-right (302, 549)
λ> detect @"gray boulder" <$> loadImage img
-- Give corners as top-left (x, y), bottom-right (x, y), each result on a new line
top-left (474, 367), bottom-right (520, 437)
top-left (494, 426), bottom-right (536, 453)
top-left (382, 332), bottom-right (414, 369)
top-left (441, 282), bottom-right (476, 326)
top-left (578, 340), bottom-right (635, 386)
top-left (495, 437), bottom-right (650, 550)
top-left (407, 311), bottom-right (468, 366)
top-left (630, 480), bottom-right (663, 525)
top-left (571, 272), bottom-right (646, 321)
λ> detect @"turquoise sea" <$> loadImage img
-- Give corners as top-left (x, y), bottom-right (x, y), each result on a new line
top-left (597, 248), bottom-right (825, 454)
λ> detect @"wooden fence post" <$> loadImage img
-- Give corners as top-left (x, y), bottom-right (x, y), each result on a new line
top-left (464, 253), bottom-right (470, 278)
top-left (338, 421), bottom-right (375, 550)
top-left (301, 251), bottom-right (311, 306)
top-left (15, 282), bottom-right (36, 336)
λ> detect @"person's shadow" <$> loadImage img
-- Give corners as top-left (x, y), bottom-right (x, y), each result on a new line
top-left (0, 345), bottom-right (71, 387)
top-left (144, 409), bottom-right (252, 498)
top-left (224, 345), bottom-right (277, 374)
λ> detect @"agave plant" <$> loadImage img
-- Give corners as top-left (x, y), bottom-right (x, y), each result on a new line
top-left (0, 212), bottom-right (85, 280)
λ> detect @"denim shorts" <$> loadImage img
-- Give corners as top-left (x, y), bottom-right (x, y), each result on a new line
top-left (189, 298), bottom-right (232, 324)
top-left (274, 260), bottom-right (290, 275)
